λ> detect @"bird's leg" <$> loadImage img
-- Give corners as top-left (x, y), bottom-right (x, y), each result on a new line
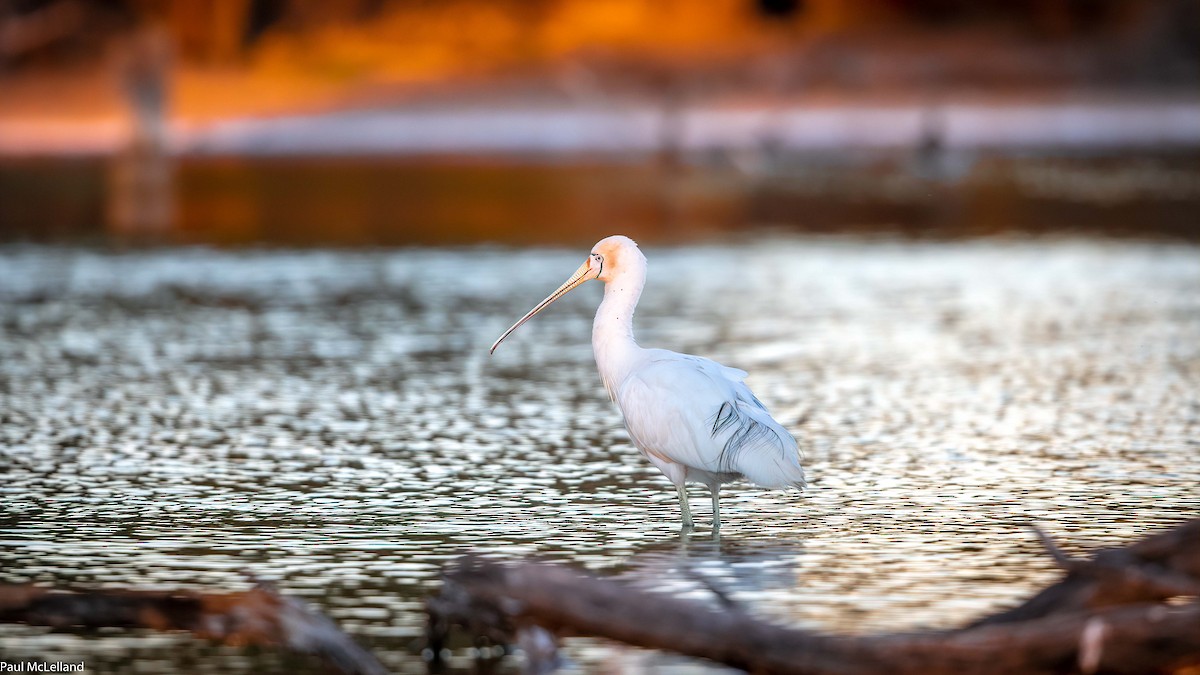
top-left (710, 486), bottom-right (721, 531)
top-left (676, 484), bottom-right (694, 531)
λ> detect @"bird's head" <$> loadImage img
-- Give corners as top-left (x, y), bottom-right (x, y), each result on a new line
top-left (490, 235), bottom-right (642, 354)
top-left (587, 235), bottom-right (643, 284)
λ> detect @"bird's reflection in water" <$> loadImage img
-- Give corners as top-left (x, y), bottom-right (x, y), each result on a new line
top-left (603, 530), bottom-right (809, 615)
top-left (561, 532), bottom-right (810, 673)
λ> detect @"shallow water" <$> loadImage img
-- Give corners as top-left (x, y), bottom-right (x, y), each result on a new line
top-left (0, 237), bottom-right (1198, 673)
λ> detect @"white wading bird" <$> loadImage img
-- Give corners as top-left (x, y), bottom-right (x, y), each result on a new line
top-left (490, 235), bottom-right (805, 530)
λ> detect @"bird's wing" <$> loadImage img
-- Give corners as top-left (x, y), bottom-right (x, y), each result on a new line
top-left (617, 351), bottom-right (805, 489)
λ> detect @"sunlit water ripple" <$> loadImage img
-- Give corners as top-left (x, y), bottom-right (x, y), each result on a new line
top-left (1, 237), bottom-right (1198, 673)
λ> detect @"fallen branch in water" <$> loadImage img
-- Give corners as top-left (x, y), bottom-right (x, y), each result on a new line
top-left (428, 519), bottom-right (1200, 675)
top-left (976, 519), bottom-right (1200, 626)
top-left (0, 582), bottom-right (387, 675)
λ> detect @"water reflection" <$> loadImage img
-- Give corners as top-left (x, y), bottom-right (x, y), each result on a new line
top-left (613, 532), bottom-right (808, 609)
top-left (0, 238), bottom-right (1198, 673)
top-left (4, 155), bottom-right (1200, 246)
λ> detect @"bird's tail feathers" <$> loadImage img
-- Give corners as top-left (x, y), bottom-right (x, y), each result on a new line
top-left (740, 456), bottom-right (807, 490)
top-left (709, 398), bottom-right (806, 490)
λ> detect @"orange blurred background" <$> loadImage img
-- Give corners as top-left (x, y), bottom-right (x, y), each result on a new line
top-left (1, 0), bottom-right (1198, 245)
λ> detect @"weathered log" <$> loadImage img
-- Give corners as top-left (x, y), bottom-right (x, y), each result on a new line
top-left (0, 582), bottom-right (387, 675)
top-left (428, 520), bottom-right (1200, 675)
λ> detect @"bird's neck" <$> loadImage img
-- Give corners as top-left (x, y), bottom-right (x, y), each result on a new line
top-left (592, 267), bottom-right (645, 400)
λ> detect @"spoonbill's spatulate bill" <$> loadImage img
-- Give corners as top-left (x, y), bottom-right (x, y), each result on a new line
top-left (490, 235), bottom-right (805, 531)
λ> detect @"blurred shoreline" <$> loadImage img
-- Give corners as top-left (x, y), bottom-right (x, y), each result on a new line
top-left (4, 92), bottom-right (1200, 158)
top-left (5, 85), bottom-right (1199, 246)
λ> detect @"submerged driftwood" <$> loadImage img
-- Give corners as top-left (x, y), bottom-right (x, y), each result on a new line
top-left (0, 582), bottom-right (387, 675)
top-left (1, 522), bottom-right (1195, 674)
top-left (427, 520), bottom-right (1200, 674)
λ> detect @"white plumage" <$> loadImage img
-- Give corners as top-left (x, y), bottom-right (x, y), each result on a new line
top-left (491, 235), bottom-right (804, 530)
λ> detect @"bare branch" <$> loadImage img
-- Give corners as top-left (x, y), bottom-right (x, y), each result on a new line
top-left (0, 584), bottom-right (386, 675)
top-left (430, 519), bottom-right (1200, 675)
top-left (1030, 522), bottom-right (1080, 570)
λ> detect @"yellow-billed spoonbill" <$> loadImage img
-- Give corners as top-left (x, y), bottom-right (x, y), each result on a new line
top-left (490, 235), bottom-right (805, 530)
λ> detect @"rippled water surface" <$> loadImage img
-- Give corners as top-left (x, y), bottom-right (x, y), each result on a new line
top-left (1, 238), bottom-right (1198, 673)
